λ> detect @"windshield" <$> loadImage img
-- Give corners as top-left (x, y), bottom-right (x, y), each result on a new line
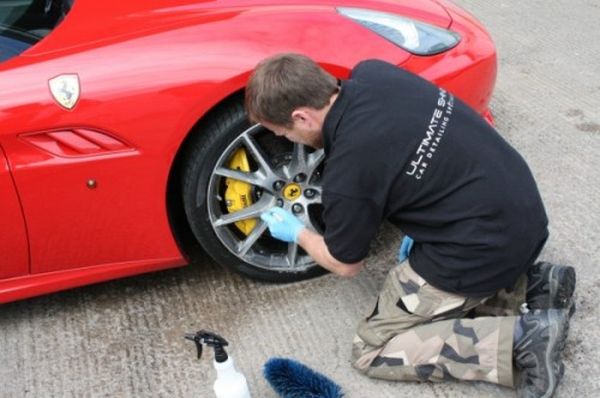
top-left (0, 0), bottom-right (73, 63)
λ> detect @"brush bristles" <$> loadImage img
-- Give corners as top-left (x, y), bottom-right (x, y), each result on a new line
top-left (264, 357), bottom-right (344, 398)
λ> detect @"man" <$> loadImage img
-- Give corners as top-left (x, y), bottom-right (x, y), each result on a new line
top-left (245, 53), bottom-right (575, 397)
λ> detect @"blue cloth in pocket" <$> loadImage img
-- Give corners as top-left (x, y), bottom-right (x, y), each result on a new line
top-left (398, 235), bottom-right (414, 263)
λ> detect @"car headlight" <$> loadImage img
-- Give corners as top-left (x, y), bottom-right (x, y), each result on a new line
top-left (337, 7), bottom-right (460, 56)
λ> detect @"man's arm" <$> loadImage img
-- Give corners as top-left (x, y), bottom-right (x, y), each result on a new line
top-left (297, 228), bottom-right (364, 278)
top-left (260, 207), bottom-right (365, 277)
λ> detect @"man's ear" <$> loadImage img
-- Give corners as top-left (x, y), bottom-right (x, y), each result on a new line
top-left (291, 108), bottom-right (315, 127)
top-left (291, 109), bottom-right (308, 123)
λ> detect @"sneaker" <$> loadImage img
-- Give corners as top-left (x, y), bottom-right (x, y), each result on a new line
top-left (514, 309), bottom-right (569, 398)
top-left (526, 262), bottom-right (576, 317)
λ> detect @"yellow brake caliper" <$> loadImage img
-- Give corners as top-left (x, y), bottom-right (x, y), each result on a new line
top-left (224, 148), bottom-right (257, 235)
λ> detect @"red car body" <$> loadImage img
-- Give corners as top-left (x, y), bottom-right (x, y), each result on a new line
top-left (0, 0), bottom-right (496, 303)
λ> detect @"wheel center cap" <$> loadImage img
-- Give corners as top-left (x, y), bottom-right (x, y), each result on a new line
top-left (282, 183), bottom-right (302, 201)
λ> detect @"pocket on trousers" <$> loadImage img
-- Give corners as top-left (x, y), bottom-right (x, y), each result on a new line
top-left (397, 262), bottom-right (467, 319)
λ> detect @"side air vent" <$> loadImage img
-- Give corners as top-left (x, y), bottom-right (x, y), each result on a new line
top-left (20, 128), bottom-right (134, 157)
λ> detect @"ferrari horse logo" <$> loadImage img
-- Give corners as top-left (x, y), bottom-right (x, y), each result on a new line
top-left (49, 74), bottom-right (81, 110)
top-left (283, 183), bottom-right (302, 201)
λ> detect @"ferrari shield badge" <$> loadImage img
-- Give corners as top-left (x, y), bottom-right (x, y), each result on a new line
top-left (49, 74), bottom-right (80, 110)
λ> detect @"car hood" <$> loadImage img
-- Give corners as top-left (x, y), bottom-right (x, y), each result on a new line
top-left (25, 0), bottom-right (451, 56)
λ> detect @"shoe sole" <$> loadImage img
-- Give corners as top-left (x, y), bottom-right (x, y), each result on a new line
top-left (516, 309), bottom-right (570, 398)
top-left (548, 265), bottom-right (576, 317)
top-left (542, 310), bottom-right (569, 398)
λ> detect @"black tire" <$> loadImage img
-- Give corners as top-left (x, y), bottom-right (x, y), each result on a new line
top-left (181, 98), bottom-right (327, 282)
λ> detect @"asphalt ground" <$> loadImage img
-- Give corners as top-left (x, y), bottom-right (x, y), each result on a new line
top-left (1, 0), bottom-right (599, 397)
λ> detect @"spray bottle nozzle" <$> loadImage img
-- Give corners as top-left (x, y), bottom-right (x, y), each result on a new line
top-left (185, 330), bottom-right (230, 362)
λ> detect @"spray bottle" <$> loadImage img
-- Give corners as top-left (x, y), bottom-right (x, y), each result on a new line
top-left (185, 330), bottom-right (252, 398)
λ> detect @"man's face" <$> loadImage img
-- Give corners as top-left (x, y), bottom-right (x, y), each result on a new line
top-left (260, 109), bottom-right (324, 149)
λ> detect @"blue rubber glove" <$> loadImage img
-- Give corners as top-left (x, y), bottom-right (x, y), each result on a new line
top-left (398, 235), bottom-right (414, 263)
top-left (260, 207), bottom-right (305, 243)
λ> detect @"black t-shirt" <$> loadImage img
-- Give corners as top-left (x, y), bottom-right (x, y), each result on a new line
top-left (321, 60), bottom-right (548, 297)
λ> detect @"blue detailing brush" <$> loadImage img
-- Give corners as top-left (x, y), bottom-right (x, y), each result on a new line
top-left (264, 357), bottom-right (344, 398)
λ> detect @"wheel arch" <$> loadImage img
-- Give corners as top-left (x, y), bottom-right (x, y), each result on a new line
top-left (166, 88), bottom-right (248, 261)
top-left (162, 57), bottom-right (350, 263)
top-left (162, 48), bottom-right (370, 264)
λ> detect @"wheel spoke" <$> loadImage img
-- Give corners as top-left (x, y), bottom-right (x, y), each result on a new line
top-left (237, 221), bottom-right (268, 256)
top-left (287, 241), bottom-right (299, 267)
top-left (213, 195), bottom-right (273, 227)
top-left (284, 143), bottom-right (307, 178)
top-left (213, 167), bottom-right (269, 190)
top-left (242, 133), bottom-right (277, 178)
top-left (306, 148), bottom-right (325, 179)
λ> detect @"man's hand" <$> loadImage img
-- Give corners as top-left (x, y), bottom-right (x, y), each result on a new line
top-left (261, 207), bottom-right (305, 243)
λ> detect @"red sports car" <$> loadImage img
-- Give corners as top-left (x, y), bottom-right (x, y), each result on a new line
top-left (0, 0), bottom-right (496, 303)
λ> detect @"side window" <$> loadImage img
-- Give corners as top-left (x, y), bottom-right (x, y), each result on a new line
top-left (0, 0), bottom-right (73, 63)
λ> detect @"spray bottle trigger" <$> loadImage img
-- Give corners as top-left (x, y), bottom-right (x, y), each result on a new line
top-left (185, 333), bottom-right (204, 359)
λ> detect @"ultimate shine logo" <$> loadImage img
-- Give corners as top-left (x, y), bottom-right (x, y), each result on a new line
top-left (406, 88), bottom-right (455, 180)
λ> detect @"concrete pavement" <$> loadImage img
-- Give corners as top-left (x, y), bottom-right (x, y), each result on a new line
top-left (1, 1), bottom-right (599, 396)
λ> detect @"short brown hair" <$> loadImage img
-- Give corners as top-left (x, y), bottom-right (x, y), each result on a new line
top-left (245, 53), bottom-right (338, 127)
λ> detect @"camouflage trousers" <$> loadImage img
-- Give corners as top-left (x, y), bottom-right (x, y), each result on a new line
top-left (352, 261), bottom-right (527, 387)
